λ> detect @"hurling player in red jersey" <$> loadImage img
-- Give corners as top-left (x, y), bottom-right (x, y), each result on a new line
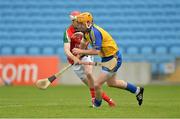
top-left (63, 11), bottom-right (116, 107)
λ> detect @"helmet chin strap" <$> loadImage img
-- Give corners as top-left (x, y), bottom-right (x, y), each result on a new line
top-left (84, 22), bottom-right (93, 32)
top-left (86, 22), bottom-right (92, 29)
top-left (84, 26), bottom-right (92, 33)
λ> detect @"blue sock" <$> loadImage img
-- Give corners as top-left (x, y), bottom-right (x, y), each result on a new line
top-left (126, 83), bottom-right (137, 94)
top-left (94, 98), bottom-right (102, 107)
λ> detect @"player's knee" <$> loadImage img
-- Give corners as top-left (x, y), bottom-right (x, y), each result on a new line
top-left (94, 83), bottom-right (101, 90)
top-left (86, 72), bottom-right (92, 78)
top-left (85, 70), bottom-right (92, 76)
top-left (107, 82), bottom-right (116, 87)
top-left (85, 72), bottom-right (94, 81)
top-left (107, 83), bottom-right (113, 87)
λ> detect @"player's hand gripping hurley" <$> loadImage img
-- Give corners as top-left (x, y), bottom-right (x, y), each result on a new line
top-left (82, 57), bottom-right (117, 70)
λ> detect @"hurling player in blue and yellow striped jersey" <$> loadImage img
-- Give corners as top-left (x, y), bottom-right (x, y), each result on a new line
top-left (72, 12), bottom-right (144, 107)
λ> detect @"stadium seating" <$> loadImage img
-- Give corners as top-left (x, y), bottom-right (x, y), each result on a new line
top-left (0, 46), bottom-right (13, 55)
top-left (14, 47), bottom-right (26, 55)
top-left (0, 0), bottom-right (180, 74)
top-left (170, 46), bottom-right (180, 56)
top-left (28, 47), bottom-right (41, 55)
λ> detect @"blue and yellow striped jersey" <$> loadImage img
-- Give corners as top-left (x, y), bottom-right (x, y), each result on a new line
top-left (84, 24), bottom-right (119, 57)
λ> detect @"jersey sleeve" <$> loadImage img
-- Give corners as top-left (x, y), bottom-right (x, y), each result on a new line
top-left (93, 27), bottom-right (102, 50)
top-left (63, 31), bottom-right (70, 43)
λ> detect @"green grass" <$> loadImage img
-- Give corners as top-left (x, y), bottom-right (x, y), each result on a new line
top-left (0, 85), bottom-right (180, 118)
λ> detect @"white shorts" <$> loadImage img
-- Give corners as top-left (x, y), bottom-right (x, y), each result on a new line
top-left (73, 55), bottom-right (94, 80)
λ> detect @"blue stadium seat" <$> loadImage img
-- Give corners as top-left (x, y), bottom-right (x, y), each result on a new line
top-left (0, 46), bottom-right (13, 55)
top-left (123, 55), bottom-right (145, 62)
top-left (28, 47), bottom-right (41, 55)
top-left (56, 47), bottom-right (64, 55)
top-left (146, 55), bottom-right (174, 63)
top-left (14, 47), bottom-right (27, 55)
top-left (170, 46), bottom-right (180, 56)
top-left (155, 46), bottom-right (168, 54)
top-left (126, 47), bottom-right (139, 55)
top-left (141, 46), bottom-right (153, 55)
top-left (42, 47), bottom-right (54, 55)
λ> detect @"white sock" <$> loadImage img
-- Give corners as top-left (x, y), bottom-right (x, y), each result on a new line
top-left (135, 87), bottom-right (140, 95)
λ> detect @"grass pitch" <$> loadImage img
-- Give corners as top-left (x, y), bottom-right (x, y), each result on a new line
top-left (0, 85), bottom-right (180, 118)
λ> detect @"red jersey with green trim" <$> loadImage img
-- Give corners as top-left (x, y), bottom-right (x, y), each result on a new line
top-left (63, 25), bottom-right (84, 64)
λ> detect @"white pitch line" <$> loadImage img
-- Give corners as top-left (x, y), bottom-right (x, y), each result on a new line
top-left (0, 104), bottom-right (23, 108)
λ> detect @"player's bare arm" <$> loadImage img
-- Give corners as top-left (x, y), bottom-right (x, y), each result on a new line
top-left (64, 43), bottom-right (81, 64)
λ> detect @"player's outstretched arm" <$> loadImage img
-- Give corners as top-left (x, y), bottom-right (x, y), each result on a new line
top-left (72, 48), bottom-right (100, 56)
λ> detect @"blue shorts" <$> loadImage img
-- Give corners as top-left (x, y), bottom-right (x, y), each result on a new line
top-left (101, 51), bottom-right (122, 72)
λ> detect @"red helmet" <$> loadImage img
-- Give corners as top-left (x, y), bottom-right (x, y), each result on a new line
top-left (69, 11), bottom-right (81, 21)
